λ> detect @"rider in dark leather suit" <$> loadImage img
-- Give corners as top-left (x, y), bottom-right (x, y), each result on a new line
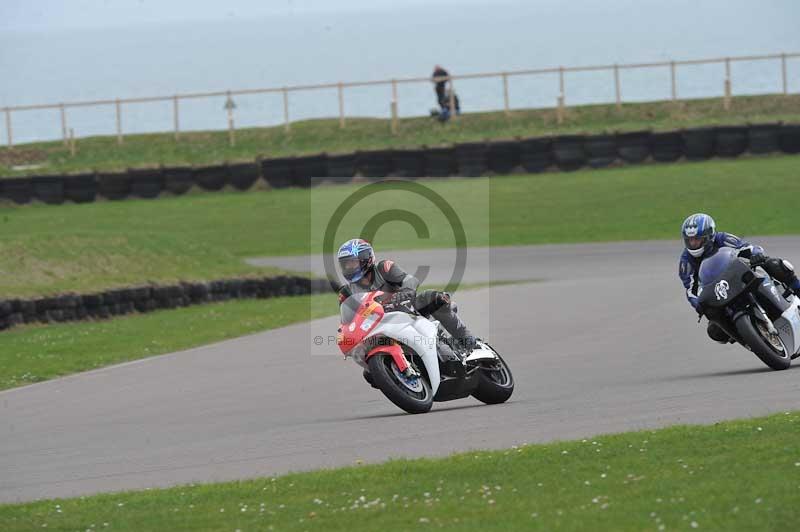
top-left (679, 213), bottom-right (800, 343)
top-left (336, 238), bottom-right (477, 351)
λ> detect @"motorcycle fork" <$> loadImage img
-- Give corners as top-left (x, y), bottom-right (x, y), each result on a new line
top-left (747, 295), bottom-right (779, 335)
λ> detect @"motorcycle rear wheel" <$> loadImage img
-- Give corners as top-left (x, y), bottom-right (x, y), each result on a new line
top-left (734, 314), bottom-right (791, 370)
top-left (368, 354), bottom-right (433, 414)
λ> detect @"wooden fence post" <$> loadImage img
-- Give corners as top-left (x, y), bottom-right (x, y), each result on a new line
top-left (556, 98), bottom-right (564, 125)
top-left (448, 76), bottom-right (457, 121)
top-left (115, 99), bottom-right (123, 145)
top-left (225, 91), bottom-right (236, 147)
top-left (4, 108), bottom-right (12, 149)
top-left (173, 95), bottom-right (180, 141)
top-left (391, 79), bottom-right (399, 134)
top-left (557, 66), bottom-right (566, 123)
top-left (338, 82), bottom-right (345, 129)
top-left (723, 57), bottom-right (732, 111)
top-left (69, 128), bottom-right (76, 156)
top-left (781, 53), bottom-right (788, 95)
top-left (502, 72), bottom-right (510, 116)
top-left (613, 64), bottom-right (621, 110)
top-left (670, 61), bottom-right (677, 102)
top-left (282, 87), bottom-right (290, 133)
top-left (60, 104), bottom-right (68, 146)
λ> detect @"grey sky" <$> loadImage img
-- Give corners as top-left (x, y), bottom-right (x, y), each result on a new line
top-left (1, 0), bottom-right (492, 31)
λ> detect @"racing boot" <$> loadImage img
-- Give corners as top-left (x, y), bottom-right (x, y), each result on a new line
top-left (452, 335), bottom-right (479, 354)
top-left (761, 257), bottom-right (800, 298)
top-left (429, 302), bottom-right (475, 354)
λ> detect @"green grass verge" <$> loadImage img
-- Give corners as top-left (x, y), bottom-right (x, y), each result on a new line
top-left (1, 155), bottom-right (797, 298)
top-left (1, 94), bottom-right (798, 177)
top-left (2, 411), bottom-right (799, 531)
top-left (0, 281), bottom-right (514, 390)
top-left (0, 294), bottom-right (333, 390)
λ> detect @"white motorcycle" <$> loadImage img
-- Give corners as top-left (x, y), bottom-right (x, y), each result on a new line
top-left (337, 290), bottom-right (514, 414)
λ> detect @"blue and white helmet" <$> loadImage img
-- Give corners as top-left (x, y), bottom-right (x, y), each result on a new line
top-left (681, 213), bottom-right (716, 258)
top-left (337, 238), bottom-right (375, 282)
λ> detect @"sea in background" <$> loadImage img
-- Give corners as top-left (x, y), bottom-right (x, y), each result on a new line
top-left (1, 0), bottom-right (799, 144)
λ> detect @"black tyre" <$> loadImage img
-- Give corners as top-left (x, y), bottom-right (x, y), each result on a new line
top-left (734, 314), bottom-right (791, 370)
top-left (367, 354), bottom-right (433, 414)
top-left (471, 345), bottom-right (515, 404)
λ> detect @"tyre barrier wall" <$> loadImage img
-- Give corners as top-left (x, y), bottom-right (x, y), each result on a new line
top-left (2, 123), bottom-right (800, 205)
top-left (0, 276), bottom-right (337, 332)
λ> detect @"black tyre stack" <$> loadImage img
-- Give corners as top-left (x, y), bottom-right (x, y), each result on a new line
top-left (326, 153), bottom-right (357, 183)
top-left (747, 123), bottom-right (781, 154)
top-left (584, 134), bottom-right (618, 168)
top-left (357, 150), bottom-right (394, 179)
top-left (63, 173), bottom-right (97, 203)
top-left (454, 142), bottom-right (488, 177)
top-left (1, 177), bottom-right (33, 204)
top-left (261, 157), bottom-right (295, 188)
top-left (31, 175), bottom-right (65, 205)
top-left (128, 167), bottom-right (164, 199)
top-left (97, 172), bottom-right (131, 201)
top-left (227, 162), bottom-right (261, 191)
top-left (552, 135), bottom-right (586, 171)
top-left (616, 131), bottom-right (651, 164)
top-left (392, 148), bottom-right (427, 178)
top-left (163, 166), bottom-right (194, 195)
top-left (424, 146), bottom-right (457, 177)
top-left (682, 128), bottom-right (715, 161)
top-left (486, 140), bottom-right (520, 174)
top-left (519, 137), bottom-right (552, 173)
top-left (293, 154), bottom-right (327, 187)
top-left (714, 126), bottom-right (748, 158)
top-left (650, 131), bottom-right (683, 162)
top-left (192, 164), bottom-right (228, 191)
top-left (779, 124), bottom-right (800, 154)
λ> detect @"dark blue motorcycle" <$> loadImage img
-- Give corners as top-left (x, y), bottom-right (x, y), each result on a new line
top-left (697, 247), bottom-right (800, 370)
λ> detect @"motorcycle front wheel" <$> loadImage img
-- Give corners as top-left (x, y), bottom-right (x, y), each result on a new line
top-left (734, 313), bottom-right (791, 370)
top-left (368, 354), bottom-right (433, 414)
top-left (471, 344), bottom-right (515, 404)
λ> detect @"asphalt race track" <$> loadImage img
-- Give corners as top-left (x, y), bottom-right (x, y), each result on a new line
top-left (4, 237), bottom-right (800, 503)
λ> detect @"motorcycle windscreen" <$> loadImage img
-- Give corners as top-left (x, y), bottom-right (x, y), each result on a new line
top-left (698, 247), bottom-right (738, 287)
top-left (340, 293), bottom-right (370, 324)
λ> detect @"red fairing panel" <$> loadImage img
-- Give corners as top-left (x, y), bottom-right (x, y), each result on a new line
top-left (338, 291), bottom-right (385, 355)
top-left (366, 342), bottom-right (409, 373)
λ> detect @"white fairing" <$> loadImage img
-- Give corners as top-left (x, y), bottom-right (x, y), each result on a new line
top-left (465, 342), bottom-right (498, 362)
top-left (774, 295), bottom-right (800, 356)
top-left (354, 311), bottom-right (442, 396)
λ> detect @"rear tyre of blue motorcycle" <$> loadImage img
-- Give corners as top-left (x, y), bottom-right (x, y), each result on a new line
top-left (734, 314), bottom-right (791, 370)
top-left (472, 351), bottom-right (515, 404)
top-left (368, 354), bottom-right (433, 414)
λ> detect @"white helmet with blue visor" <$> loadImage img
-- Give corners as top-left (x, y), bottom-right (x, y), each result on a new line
top-left (682, 213), bottom-right (716, 258)
top-left (337, 238), bottom-right (375, 282)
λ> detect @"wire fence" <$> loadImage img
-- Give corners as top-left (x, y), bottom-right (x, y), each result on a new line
top-left (2, 51), bottom-right (799, 149)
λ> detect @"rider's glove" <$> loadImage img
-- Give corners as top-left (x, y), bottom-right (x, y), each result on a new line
top-left (390, 288), bottom-right (416, 306)
top-left (750, 253), bottom-right (769, 268)
top-left (380, 288), bottom-right (417, 313)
